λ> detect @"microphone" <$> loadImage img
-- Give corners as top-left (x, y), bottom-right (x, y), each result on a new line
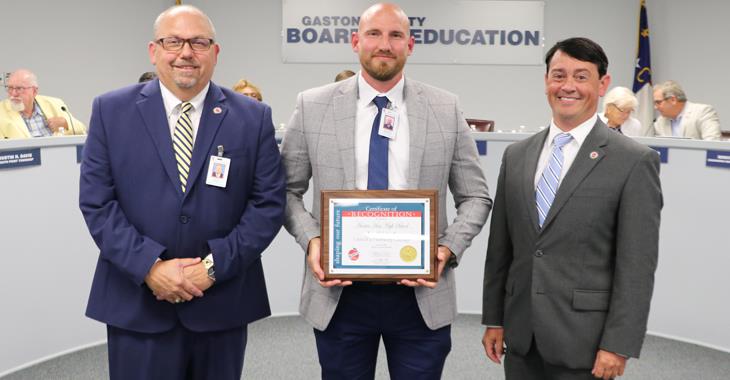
top-left (61, 105), bottom-right (75, 134)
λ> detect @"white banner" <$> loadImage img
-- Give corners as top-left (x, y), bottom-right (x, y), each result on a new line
top-left (282, 0), bottom-right (545, 65)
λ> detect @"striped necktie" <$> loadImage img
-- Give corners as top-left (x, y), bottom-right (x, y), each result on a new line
top-left (173, 102), bottom-right (194, 193)
top-left (535, 133), bottom-right (573, 227)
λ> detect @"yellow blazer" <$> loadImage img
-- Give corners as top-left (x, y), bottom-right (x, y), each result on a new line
top-left (0, 95), bottom-right (86, 139)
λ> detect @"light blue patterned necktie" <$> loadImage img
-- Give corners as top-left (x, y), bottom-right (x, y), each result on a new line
top-left (536, 133), bottom-right (573, 227)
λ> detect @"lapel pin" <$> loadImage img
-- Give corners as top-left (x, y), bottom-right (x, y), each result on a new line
top-left (213, 106), bottom-right (222, 114)
top-left (589, 151), bottom-right (599, 160)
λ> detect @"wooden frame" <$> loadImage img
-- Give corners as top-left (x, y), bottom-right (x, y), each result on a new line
top-left (320, 189), bottom-right (438, 282)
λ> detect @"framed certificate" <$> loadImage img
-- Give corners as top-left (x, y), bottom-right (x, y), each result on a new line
top-left (321, 190), bottom-right (438, 282)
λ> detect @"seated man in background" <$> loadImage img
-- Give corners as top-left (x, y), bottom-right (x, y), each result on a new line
top-left (0, 69), bottom-right (86, 138)
top-left (599, 86), bottom-right (646, 136)
top-left (232, 79), bottom-right (263, 101)
top-left (653, 80), bottom-right (721, 140)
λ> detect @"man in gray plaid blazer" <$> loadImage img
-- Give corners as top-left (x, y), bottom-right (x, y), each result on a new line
top-left (280, 3), bottom-right (491, 379)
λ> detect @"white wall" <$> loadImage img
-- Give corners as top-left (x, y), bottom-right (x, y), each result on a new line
top-left (2, 0), bottom-right (729, 132)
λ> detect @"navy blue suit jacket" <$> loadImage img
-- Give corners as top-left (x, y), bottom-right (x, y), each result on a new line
top-left (80, 80), bottom-right (286, 333)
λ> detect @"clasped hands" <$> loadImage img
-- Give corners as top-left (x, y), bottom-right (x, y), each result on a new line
top-left (306, 237), bottom-right (450, 289)
top-left (144, 258), bottom-right (214, 304)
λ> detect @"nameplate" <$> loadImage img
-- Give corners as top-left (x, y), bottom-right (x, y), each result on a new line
top-left (475, 140), bottom-right (487, 156)
top-left (76, 145), bottom-right (84, 163)
top-left (706, 150), bottom-right (730, 169)
top-left (0, 148), bottom-right (42, 169)
top-left (649, 146), bottom-right (668, 164)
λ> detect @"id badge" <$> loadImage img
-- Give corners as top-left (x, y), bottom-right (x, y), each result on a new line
top-left (206, 155), bottom-right (231, 188)
top-left (378, 108), bottom-right (398, 139)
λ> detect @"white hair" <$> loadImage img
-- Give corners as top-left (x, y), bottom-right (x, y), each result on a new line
top-left (602, 86), bottom-right (638, 112)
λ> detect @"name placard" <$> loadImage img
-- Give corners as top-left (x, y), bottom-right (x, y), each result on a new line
top-left (0, 148), bottom-right (41, 169)
top-left (649, 146), bottom-right (668, 164)
top-left (706, 150), bottom-right (730, 169)
top-left (76, 145), bottom-right (84, 163)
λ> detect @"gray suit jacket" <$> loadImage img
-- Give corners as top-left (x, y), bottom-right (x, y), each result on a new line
top-left (282, 76), bottom-right (492, 331)
top-left (482, 120), bottom-right (662, 369)
top-left (654, 101), bottom-right (721, 140)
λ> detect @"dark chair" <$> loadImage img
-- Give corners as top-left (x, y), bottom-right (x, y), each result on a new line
top-left (466, 118), bottom-right (495, 132)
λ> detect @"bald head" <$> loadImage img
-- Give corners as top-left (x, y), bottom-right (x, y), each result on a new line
top-left (358, 3), bottom-right (410, 36)
top-left (352, 2), bottom-right (414, 91)
top-left (153, 5), bottom-right (216, 39)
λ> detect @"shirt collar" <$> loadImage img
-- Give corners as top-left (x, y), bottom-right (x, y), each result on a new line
top-left (357, 71), bottom-right (405, 109)
top-left (673, 103), bottom-right (686, 122)
top-left (159, 81), bottom-right (210, 117)
top-left (547, 113), bottom-right (597, 147)
top-left (30, 100), bottom-right (43, 118)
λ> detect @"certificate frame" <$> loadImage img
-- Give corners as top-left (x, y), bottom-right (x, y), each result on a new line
top-left (321, 190), bottom-right (438, 282)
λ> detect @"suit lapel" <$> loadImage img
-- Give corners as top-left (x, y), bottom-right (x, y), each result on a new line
top-left (186, 83), bottom-right (227, 197)
top-left (541, 120), bottom-right (608, 231)
top-left (333, 79), bottom-right (358, 189)
top-left (660, 118), bottom-right (672, 136)
top-left (679, 102), bottom-right (693, 138)
top-left (523, 129), bottom-right (548, 233)
top-left (137, 80), bottom-right (182, 197)
top-left (405, 79), bottom-right (427, 189)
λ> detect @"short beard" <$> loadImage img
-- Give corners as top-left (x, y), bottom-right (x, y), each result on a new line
top-left (9, 99), bottom-right (25, 113)
top-left (173, 76), bottom-right (197, 89)
top-left (363, 63), bottom-right (399, 82)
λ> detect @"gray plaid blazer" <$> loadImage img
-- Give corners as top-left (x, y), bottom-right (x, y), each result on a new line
top-left (281, 76), bottom-right (492, 331)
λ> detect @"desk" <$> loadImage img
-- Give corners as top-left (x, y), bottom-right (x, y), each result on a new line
top-left (1, 133), bottom-right (728, 375)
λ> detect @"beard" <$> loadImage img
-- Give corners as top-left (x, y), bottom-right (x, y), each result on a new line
top-left (171, 58), bottom-right (200, 89)
top-left (173, 75), bottom-right (198, 89)
top-left (361, 51), bottom-right (406, 82)
top-left (9, 98), bottom-right (25, 112)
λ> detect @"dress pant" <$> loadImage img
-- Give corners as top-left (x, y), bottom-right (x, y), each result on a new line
top-left (505, 336), bottom-right (599, 380)
top-left (314, 283), bottom-right (451, 380)
top-left (107, 322), bottom-right (247, 380)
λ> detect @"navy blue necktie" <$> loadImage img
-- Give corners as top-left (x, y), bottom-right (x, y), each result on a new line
top-left (367, 96), bottom-right (390, 190)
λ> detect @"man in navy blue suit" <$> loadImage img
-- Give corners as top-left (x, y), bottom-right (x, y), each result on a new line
top-left (79, 5), bottom-right (285, 379)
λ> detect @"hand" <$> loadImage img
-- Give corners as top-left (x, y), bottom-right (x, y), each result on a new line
top-left (46, 116), bottom-right (68, 133)
top-left (591, 349), bottom-right (627, 379)
top-left (144, 258), bottom-right (204, 303)
top-left (399, 245), bottom-right (450, 288)
top-left (182, 262), bottom-right (214, 293)
top-left (307, 237), bottom-right (352, 288)
top-left (482, 327), bottom-right (505, 364)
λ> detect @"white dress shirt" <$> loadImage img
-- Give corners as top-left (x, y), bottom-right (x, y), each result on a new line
top-left (159, 81), bottom-right (210, 144)
top-left (534, 114), bottom-right (597, 188)
top-left (670, 106), bottom-right (685, 137)
top-left (355, 72), bottom-right (410, 190)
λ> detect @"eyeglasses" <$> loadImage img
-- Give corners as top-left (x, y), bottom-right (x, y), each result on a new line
top-left (653, 97), bottom-right (670, 106)
top-left (5, 85), bottom-right (35, 93)
top-left (156, 37), bottom-right (215, 51)
top-left (609, 104), bottom-right (633, 114)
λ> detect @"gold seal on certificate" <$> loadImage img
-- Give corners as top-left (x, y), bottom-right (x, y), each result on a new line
top-left (400, 245), bottom-right (417, 263)
top-left (320, 190), bottom-right (438, 282)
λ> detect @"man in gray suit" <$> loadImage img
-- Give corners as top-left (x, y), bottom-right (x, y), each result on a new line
top-left (281, 3), bottom-right (491, 379)
top-left (653, 80), bottom-right (721, 140)
top-left (482, 37), bottom-right (662, 380)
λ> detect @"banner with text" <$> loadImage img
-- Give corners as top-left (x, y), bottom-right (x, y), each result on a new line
top-left (282, 0), bottom-right (545, 64)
